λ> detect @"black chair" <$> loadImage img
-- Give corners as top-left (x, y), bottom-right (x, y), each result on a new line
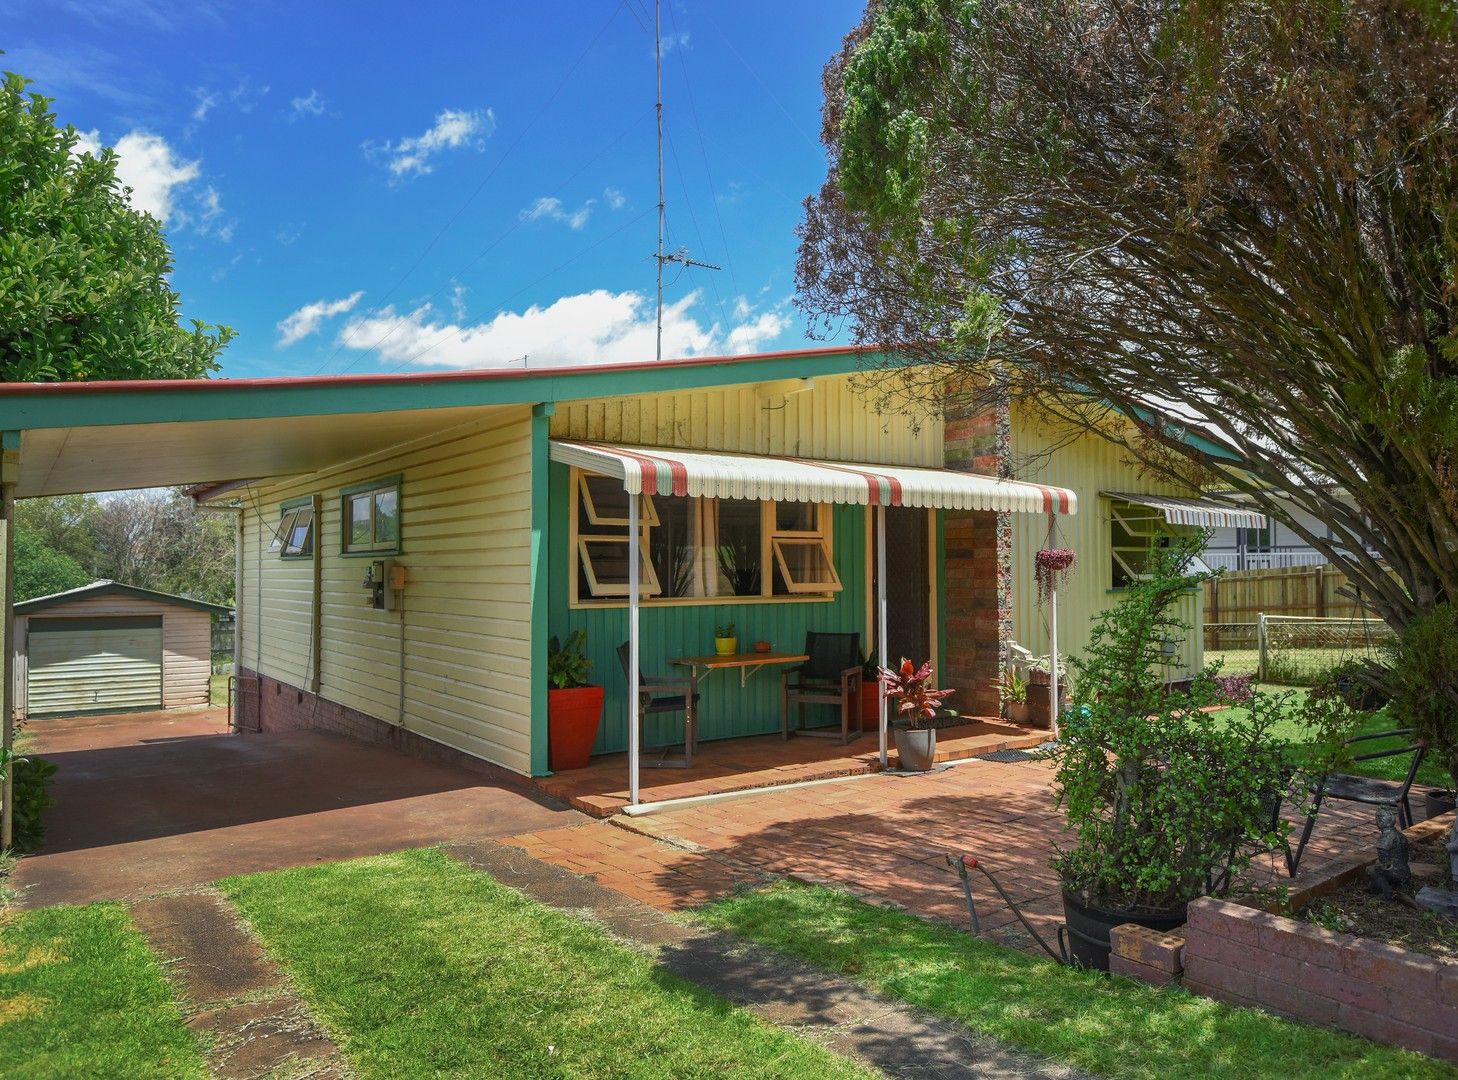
top-left (1287, 728), bottom-right (1427, 877)
top-left (617, 642), bottom-right (700, 768)
top-left (781, 631), bottom-right (863, 744)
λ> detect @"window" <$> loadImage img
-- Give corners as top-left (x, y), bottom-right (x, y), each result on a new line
top-left (1108, 498), bottom-right (1205, 587)
top-left (1242, 521), bottom-right (1275, 551)
top-left (341, 477), bottom-right (401, 555)
top-left (572, 471), bottom-right (838, 603)
top-left (271, 500), bottom-right (315, 558)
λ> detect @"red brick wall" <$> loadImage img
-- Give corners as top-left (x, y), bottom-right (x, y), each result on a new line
top-left (236, 666), bottom-right (498, 777)
top-left (942, 392), bottom-right (1011, 717)
top-left (1182, 896), bottom-right (1458, 1064)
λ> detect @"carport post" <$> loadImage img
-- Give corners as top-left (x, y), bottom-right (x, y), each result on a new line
top-left (876, 503), bottom-right (888, 770)
top-left (627, 492), bottom-right (641, 806)
top-left (1, 476), bottom-right (14, 850)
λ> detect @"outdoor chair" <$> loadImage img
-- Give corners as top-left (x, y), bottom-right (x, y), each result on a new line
top-left (780, 631), bottom-right (863, 744)
top-left (617, 642), bottom-right (699, 768)
top-left (1286, 727), bottom-right (1427, 877)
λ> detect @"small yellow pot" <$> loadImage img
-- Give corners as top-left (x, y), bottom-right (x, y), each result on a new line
top-left (714, 637), bottom-right (737, 656)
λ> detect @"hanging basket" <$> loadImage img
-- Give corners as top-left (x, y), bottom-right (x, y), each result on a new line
top-left (1035, 548), bottom-right (1076, 606)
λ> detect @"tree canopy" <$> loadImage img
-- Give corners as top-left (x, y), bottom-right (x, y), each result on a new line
top-left (13, 529), bottom-right (89, 602)
top-left (800, 0), bottom-right (1458, 634)
top-left (0, 70), bottom-right (233, 382)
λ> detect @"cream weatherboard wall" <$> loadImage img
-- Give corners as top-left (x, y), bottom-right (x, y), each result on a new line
top-left (549, 372), bottom-right (944, 467)
top-left (237, 406), bottom-right (536, 774)
top-left (1008, 406), bottom-right (1205, 682)
top-left (13, 594), bottom-right (212, 716)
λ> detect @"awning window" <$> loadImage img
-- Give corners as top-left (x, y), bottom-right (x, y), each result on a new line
top-left (551, 441), bottom-right (1077, 515)
top-left (1101, 491), bottom-right (1265, 529)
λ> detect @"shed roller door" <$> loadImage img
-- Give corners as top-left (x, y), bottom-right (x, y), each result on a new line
top-left (27, 616), bottom-right (164, 717)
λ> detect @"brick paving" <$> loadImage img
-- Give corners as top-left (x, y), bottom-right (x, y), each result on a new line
top-left (529, 717), bottom-right (1047, 817)
top-left (501, 757), bottom-right (1378, 955)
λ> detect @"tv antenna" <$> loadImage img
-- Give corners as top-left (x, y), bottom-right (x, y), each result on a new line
top-left (653, 0), bottom-right (719, 363)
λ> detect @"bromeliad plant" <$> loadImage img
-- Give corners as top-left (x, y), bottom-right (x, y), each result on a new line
top-left (879, 658), bottom-right (956, 728)
top-left (1048, 533), bottom-right (1292, 913)
top-left (547, 630), bottom-right (593, 690)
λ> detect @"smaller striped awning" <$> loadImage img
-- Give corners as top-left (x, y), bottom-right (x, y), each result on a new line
top-left (551, 441), bottom-right (1076, 514)
top-left (1103, 491), bottom-right (1266, 529)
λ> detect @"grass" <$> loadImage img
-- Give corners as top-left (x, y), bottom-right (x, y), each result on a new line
top-left (1212, 685), bottom-right (1451, 789)
top-left (0, 904), bottom-right (206, 1080)
top-left (700, 880), bottom-right (1458, 1080)
top-left (208, 672), bottom-right (230, 707)
top-left (222, 847), bottom-right (876, 1080)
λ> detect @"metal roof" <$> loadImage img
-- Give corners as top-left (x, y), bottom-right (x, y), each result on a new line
top-left (1103, 491), bottom-right (1266, 529)
top-left (14, 580), bottom-right (233, 616)
top-left (552, 441), bottom-right (1077, 514)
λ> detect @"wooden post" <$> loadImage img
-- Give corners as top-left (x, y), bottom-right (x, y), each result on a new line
top-left (1257, 612), bottom-right (1269, 684)
top-left (1313, 566), bottom-right (1325, 619)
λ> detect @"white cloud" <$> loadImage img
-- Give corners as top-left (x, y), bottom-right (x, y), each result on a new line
top-left (191, 87), bottom-right (219, 121)
top-left (290, 89), bottom-right (327, 119)
top-left (603, 187), bottom-right (626, 210)
top-left (75, 129), bottom-right (201, 222)
top-left (228, 78), bottom-right (269, 112)
top-left (519, 195), bottom-right (592, 230)
top-left (369, 108), bottom-right (495, 180)
top-left (277, 291), bottom-right (366, 348)
top-left (336, 289), bottom-right (792, 370)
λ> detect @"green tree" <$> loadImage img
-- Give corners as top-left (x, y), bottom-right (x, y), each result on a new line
top-left (799, 1), bottom-right (1458, 788)
top-left (13, 528), bottom-right (90, 602)
top-left (0, 70), bottom-right (233, 381)
top-left (15, 493), bottom-right (102, 575)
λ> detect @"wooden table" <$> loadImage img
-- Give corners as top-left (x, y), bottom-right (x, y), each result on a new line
top-left (674, 652), bottom-right (809, 689)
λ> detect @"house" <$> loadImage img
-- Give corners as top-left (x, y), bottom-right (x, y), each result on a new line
top-left (11, 581), bottom-right (229, 718)
top-left (0, 346), bottom-right (1255, 802)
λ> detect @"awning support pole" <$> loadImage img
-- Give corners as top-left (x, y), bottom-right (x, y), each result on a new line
top-left (1047, 514), bottom-right (1061, 742)
top-left (876, 503), bottom-right (888, 769)
top-left (628, 492), bottom-right (641, 807)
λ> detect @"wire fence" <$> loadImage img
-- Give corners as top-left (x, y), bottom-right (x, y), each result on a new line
top-left (1203, 615), bottom-right (1394, 686)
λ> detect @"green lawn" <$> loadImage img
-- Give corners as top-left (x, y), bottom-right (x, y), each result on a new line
top-left (0, 904), bottom-right (207, 1080)
top-left (208, 672), bottom-right (230, 707)
top-left (1213, 686), bottom-right (1450, 789)
top-left (701, 880), bottom-right (1458, 1080)
top-left (223, 847), bottom-right (875, 1080)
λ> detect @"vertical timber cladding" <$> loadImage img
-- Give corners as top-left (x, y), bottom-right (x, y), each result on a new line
top-left (239, 407), bottom-right (537, 775)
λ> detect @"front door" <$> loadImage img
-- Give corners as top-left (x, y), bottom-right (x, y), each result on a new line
top-left (873, 507), bottom-right (932, 668)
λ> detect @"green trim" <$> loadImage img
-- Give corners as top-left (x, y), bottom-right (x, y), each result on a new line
top-left (338, 475), bottom-right (403, 557)
top-left (0, 350), bottom-right (886, 433)
top-left (279, 494), bottom-right (313, 511)
top-left (276, 499), bottom-right (315, 560)
top-left (15, 581), bottom-right (231, 615)
top-left (1, 430), bottom-right (20, 450)
top-left (529, 404), bottom-right (553, 775)
top-left (28, 615), bottom-right (163, 632)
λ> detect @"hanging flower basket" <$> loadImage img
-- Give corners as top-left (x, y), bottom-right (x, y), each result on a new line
top-left (1035, 548), bottom-right (1076, 605)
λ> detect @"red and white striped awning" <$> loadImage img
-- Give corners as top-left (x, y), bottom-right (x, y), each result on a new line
top-left (550, 441), bottom-right (1076, 514)
top-left (1103, 491), bottom-right (1266, 529)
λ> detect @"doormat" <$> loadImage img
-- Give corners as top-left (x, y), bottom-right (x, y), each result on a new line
top-left (974, 748), bottom-right (1037, 763)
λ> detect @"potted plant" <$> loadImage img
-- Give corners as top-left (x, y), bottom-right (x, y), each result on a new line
top-left (998, 669), bottom-right (1030, 725)
top-left (547, 630), bottom-right (604, 771)
top-left (1048, 533), bottom-right (1292, 969)
top-left (1026, 656), bottom-right (1068, 729)
top-left (879, 658), bottom-right (956, 772)
top-left (713, 622), bottom-right (738, 656)
top-left (854, 652), bottom-right (882, 731)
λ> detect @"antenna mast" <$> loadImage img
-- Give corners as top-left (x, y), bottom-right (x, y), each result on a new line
top-left (654, 0), bottom-right (719, 364)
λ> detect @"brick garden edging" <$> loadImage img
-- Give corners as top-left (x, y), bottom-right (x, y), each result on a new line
top-left (1112, 812), bottom-right (1458, 1064)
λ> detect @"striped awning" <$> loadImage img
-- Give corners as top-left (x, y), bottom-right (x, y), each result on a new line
top-left (551, 441), bottom-right (1076, 514)
top-left (1103, 491), bottom-right (1266, 529)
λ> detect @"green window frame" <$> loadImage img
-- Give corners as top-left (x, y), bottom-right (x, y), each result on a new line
top-left (339, 476), bottom-right (402, 556)
top-left (272, 496), bottom-right (315, 560)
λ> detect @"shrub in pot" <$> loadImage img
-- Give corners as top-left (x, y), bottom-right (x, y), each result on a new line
top-left (998, 669), bottom-right (1030, 725)
top-left (1048, 533), bottom-right (1292, 969)
top-left (713, 622), bottom-right (738, 656)
top-left (547, 630), bottom-right (604, 771)
top-left (880, 658), bottom-right (955, 771)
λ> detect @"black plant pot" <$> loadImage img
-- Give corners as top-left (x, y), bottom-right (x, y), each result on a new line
top-left (1423, 789), bottom-right (1457, 822)
top-left (1061, 890), bottom-right (1188, 972)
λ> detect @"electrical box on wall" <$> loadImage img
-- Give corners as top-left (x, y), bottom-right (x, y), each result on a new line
top-left (361, 559), bottom-right (406, 610)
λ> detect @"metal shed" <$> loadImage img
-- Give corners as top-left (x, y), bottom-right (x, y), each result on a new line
top-left (12, 582), bottom-right (231, 719)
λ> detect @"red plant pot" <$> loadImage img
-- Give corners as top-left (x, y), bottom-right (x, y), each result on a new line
top-left (548, 685), bottom-right (605, 771)
top-left (855, 684), bottom-right (882, 731)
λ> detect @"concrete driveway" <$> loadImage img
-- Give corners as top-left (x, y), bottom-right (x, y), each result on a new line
top-left (12, 709), bottom-right (580, 907)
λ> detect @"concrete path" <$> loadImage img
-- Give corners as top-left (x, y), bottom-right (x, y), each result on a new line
top-left (451, 840), bottom-right (1093, 1080)
top-left (129, 888), bottom-right (348, 1079)
top-left (14, 711), bottom-right (579, 907)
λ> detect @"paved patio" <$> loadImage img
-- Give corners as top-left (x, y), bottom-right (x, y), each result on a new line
top-left (530, 718), bottom-right (1047, 816)
top-left (502, 755), bottom-right (1378, 954)
top-left (13, 710), bottom-right (579, 907)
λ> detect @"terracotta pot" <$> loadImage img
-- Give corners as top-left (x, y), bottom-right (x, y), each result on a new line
top-left (1061, 890), bottom-right (1187, 971)
top-left (894, 726), bottom-right (938, 771)
top-left (857, 684), bottom-right (882, 731)
top-left (547, 685), bottom-right (605, 771)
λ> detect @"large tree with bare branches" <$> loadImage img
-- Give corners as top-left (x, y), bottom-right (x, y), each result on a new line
top-left (799, 0), bottom-right (1458, 780)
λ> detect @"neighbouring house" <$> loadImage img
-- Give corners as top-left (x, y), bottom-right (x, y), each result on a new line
top-left (0, 347), bottom-right (1260, 793)
top-left (11, 581), bottom-right (230, 719)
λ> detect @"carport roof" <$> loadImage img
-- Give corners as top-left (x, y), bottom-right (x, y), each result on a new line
top-left (0, 346), bottom-right (885, 498)
top-left (15, 580), bottom-right (233, 615)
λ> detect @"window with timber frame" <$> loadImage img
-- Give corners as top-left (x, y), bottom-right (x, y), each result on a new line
top-left (271, 498), bottom-right (315, 559)
top-left (340, 476), bottom-right (401, 556)
top-left (1107, 497), bottom-right (1209, 588)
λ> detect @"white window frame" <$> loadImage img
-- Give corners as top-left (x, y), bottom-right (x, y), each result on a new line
top-left (579, 473), bottom-right (660, 527)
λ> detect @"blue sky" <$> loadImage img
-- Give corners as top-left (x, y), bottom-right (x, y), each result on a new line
top-left (5, 1), bottom-right (862, 378)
